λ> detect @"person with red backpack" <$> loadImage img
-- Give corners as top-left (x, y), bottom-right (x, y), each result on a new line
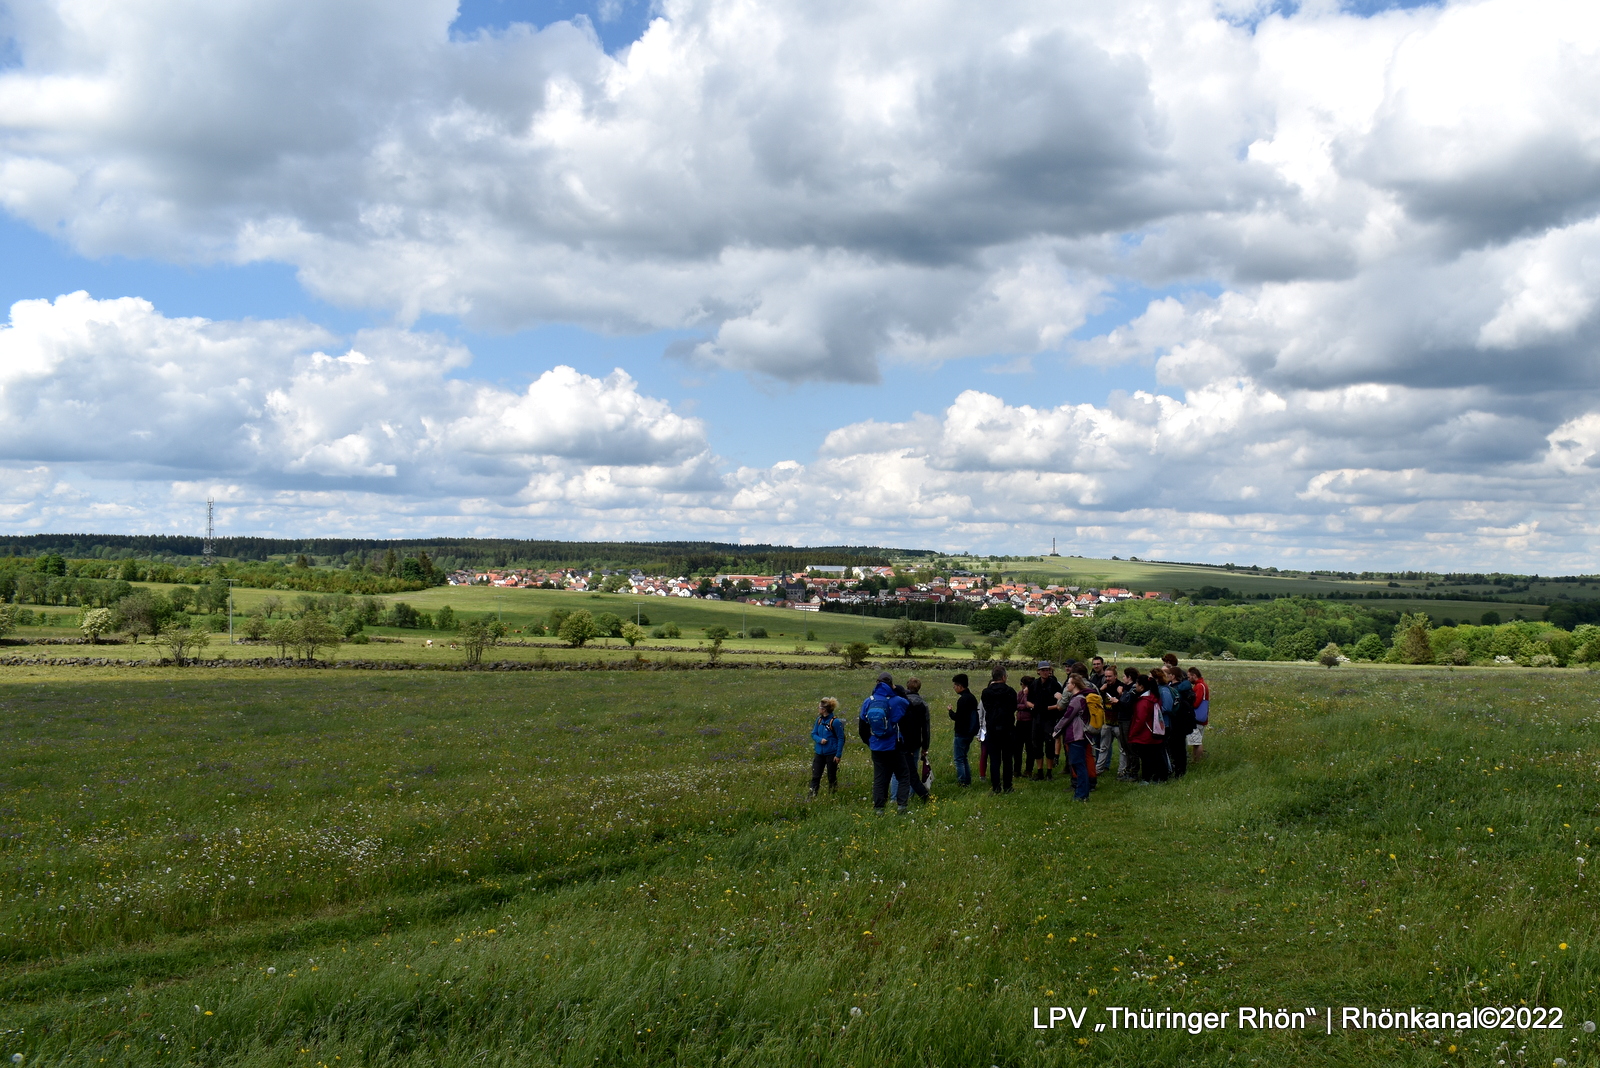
top-left (1126, 673), bottom-right (1168, 783)
top-left (858, 671), bottom-right (910, 813)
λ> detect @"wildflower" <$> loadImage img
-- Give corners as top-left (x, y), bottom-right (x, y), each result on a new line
top-left (267, 967), bottom-right (276, 975)
top-left (1560, 943), bottom-right (1569, 951)
top-left (850, 1007), bottom-right (862, 1017)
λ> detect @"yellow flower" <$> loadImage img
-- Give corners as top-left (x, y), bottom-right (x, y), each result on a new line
top-left (1560, 943), bottom-right (1569, 950)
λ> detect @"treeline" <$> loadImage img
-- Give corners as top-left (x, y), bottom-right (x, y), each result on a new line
top-left (0, 534), bottom-right (901, 574)
top-left (1092, 598), bottom-right (1593, 665)
top-left (0, 554), bottom-right (434, 603)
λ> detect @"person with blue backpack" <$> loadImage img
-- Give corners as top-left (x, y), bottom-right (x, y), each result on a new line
top-left (858, 671), bottom-right (910, 812)
top-left (809, 697), bottom-right (846, 798)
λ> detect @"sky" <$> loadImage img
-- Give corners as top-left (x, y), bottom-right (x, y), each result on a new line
top-left (1, 0), bottom-right (1599, 571)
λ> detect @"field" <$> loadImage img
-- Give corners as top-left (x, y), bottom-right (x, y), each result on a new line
top-left (1, 661), bottom-right (1597, 1067)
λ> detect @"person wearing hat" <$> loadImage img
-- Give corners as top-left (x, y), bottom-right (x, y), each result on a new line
top-left (1023, 661), bottom-right (1064, 780)
top-left (858, 671), bottom-right (910, 812)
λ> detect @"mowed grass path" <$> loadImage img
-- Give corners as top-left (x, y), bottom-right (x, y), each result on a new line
top-left (0, 665), bottom-right (1597, 1066)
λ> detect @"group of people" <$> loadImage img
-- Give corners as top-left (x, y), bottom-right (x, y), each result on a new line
top-left (808, 654), bottom-right (1211, 812)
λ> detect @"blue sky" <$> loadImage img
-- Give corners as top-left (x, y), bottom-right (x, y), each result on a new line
top-left (1, 0), bottom-right (1597, 570)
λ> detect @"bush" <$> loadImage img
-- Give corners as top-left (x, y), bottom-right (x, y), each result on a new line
top-left (1318, 642), bottom-right (1341, 668)
top-left (1235, 641), bottom-right (1271, 661)
top-left (805, 629), bottom-right (816, 641)
top-left (973, 641), bottom-right (994, 660)
top-left (747, 626), bottom-right (768, 639)
top-left (1350, 633), bottom-right (1386, 661)
top-left (559, 610), bottom-right (600, 648)
top-left (1015, 615), bottom-right (1097, 665)
top-left (662, 622), bottom-right (681, 639)
top-left (842, 641), bottom-right (870, 667)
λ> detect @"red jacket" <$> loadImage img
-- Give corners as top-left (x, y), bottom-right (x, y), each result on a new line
top-left (1127, 693), bottom-right (1162, 745)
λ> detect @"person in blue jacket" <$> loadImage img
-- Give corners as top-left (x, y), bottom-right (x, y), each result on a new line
top-left (809, 697), bottom-right (846, 797)
top-left (858, 671), bottom-right (910, 812)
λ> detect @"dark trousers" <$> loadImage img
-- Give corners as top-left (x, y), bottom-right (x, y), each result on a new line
top-left (988, 728), bottom-right (1014, 792)
top-left (870, 749), bottom-right (901, 809)
top-left (809, 753), bottom-right (838, 794)
top-left (1009, 725), bottom-right (1029, 777)
top-left (1135, 742), bottom-right (1169, 782)
top-left (1165, 733), bottom-right (1188, 779)
top-left (899, 749), bottom-right (929, 802)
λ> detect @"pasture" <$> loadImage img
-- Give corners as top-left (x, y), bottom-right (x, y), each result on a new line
top-left (0, 662), bottom-right (1596, 1066)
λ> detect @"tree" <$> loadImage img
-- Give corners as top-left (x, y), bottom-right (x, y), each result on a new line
top-left (381, 549), bottom-right (399, 576)
top-left (294, 554), bottom-right (311, 569)
top-left (881, 617), bottom-right (936, 658)
top-left (260, 595), bottom-right (283, 619)
top-left (842, 641), bottom-right (870, 667)
top-left (1318, 642), bottom-right (1342, 668)
top-left (1271, 627), bottom-right (1320, 661)
top-left (1015, 615), bottom-right (1098, 666)
top-left (601, 573), bottom-right (630, 594)
top-left (241, 612), bottom-right (269, 641)
top-left (111, 591), bottom-right (163, 641)
top-left (559, 610), bottom-right (601, 647)
top-left (295, 614), bottom-right (343, 660)
top-left (434, 605), bottom-right (457, 631)
top-left (621, 621), bottom-right (646, 648)
top-left (0, 605), bottom-right (16, 639)
top-left (704, 625), bottom-right (731, 641)
top-left (707, 634), bottom-right (726, 664)
top-left (1393, 613), bottom-right (1434, 664)
top-left (461, 620), bottom-right (493, 666)
top-left (267, 618), bottom-right (297, 659)
top-left (1480, 610), bottom-right (1502, 626)
top-left (168, 586), bottom-right (196, 614)
top-left (594, 612), bottom-right (624, 638)
top-left (152, 623), bottom-right (211, 666)
top-left (972, 641), bottom-right (994, 661)
top-left (117, 558), bottom-right (141, 582)
top-left (1351, 633), bottom-right (1386, 661)
top-left (78, 607), bottom-right (114, 643)
top-left (968, 605), bottom-right (1025, 634)
top-left (36, 552), bottom-right (66, 577)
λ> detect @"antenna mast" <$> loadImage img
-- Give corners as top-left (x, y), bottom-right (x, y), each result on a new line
top-left (203, 497), bottom-right (215, 567)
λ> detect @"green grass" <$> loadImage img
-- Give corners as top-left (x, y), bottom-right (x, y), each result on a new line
top-left (1, 663), bottom-right (1597, 1066)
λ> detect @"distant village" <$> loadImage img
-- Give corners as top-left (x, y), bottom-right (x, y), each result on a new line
top-left (446, 564), bottom-right (1170, 618)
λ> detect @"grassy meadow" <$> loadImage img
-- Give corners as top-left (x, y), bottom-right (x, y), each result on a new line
top-left (0, 661), bottom-right (1597, 1065)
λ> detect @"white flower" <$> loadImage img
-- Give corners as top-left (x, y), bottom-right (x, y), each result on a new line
top-left (267, 967), bottom-right (276, 975)
top-left (850, 1007), bottom-right (862, 1017)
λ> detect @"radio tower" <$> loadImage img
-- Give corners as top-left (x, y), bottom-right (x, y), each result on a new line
top-left (202, 497), bottom-right (215, 567)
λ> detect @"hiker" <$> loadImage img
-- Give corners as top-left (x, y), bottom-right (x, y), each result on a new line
top-left (948, 672), bottom-right (978, 786)
top-left (1054, 674), bottom-right (1092, 801)
top-left (1127, 673), bottom-right (1168, 783)
top-left (981, 667), bottom-right (1018, 794)
top-left (895, 677), bottom-right (932, 804)
top-left (1094, 662), bottom-right (1124, 779)
top-left (1187, 667), bottom-right (1210, 762)
top-left (1014, 674), bottom-right (1035, 780)
top-left (1024, 661), bottom-right (1064, 780)
top-left (1116, 665), bottom-right (1140, 780)
top-left (1162, 659), bottom-right (1195, 780)
top-left (808, 697), bottom-right (845, 797)
top-left (858, 672), bottom-right (910, 812)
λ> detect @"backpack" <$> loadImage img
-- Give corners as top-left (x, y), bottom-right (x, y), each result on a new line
top-left (811, 716), bottom-right (837, 750)
top-left (864, 696), bottom-right (897, 741)
top-left (1085, 692), bottom-right (1105, 730)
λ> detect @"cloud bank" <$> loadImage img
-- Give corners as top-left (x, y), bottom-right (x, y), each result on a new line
top-left (2, 0), bottom-right (1600, 566)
